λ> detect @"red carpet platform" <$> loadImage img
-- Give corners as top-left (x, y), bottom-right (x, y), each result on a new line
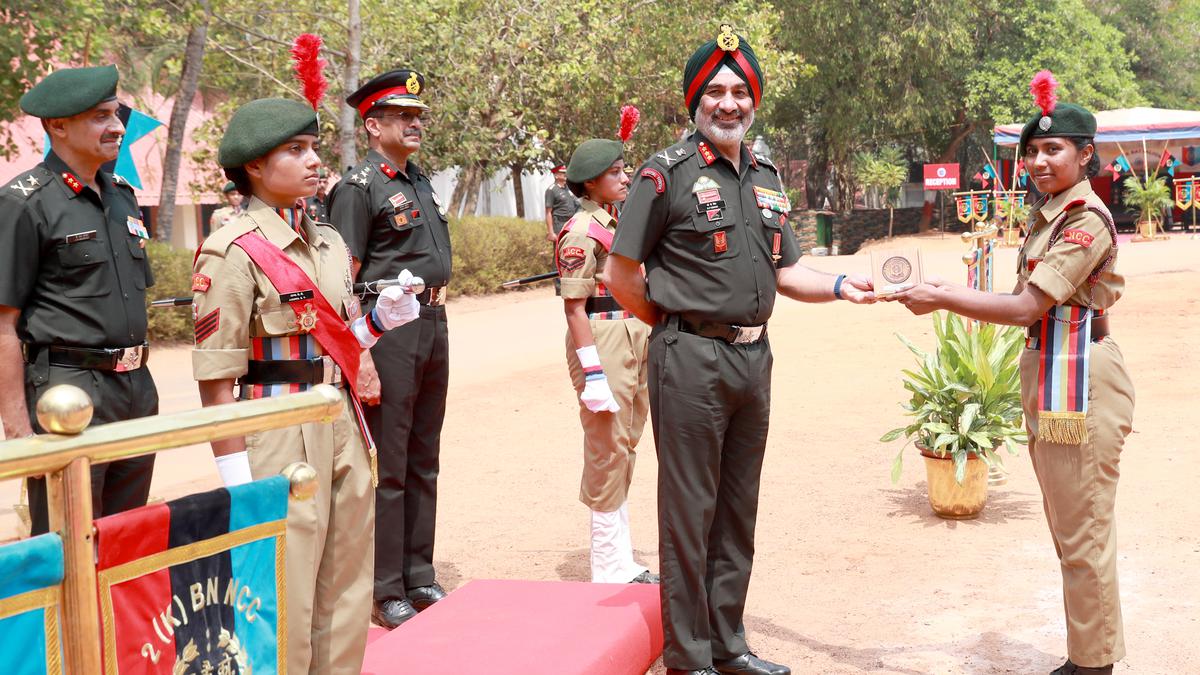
top-left (361, 579), bottom-right (663, 675)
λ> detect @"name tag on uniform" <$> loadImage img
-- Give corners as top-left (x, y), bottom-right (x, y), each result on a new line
top-left (64, 230), bottom-right (97, 244)
top-left (279, 290), bottom-right (315, 303)
top-left (127, 216), bottom-right (149, 238)
top-left (388, 193), bottom-right (411, 211)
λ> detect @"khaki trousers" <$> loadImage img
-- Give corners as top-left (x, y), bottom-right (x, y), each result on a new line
top-left (247, 389), bottom-right (375, 675)
top-left (1020, 337), bottom-right (1135, 667)
top-left (566, 317), bottom-right (650, 512)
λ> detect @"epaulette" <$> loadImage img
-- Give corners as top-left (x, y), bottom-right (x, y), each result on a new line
top-left (648, 140), bottom-right (697, 172)
top-left (345, 161), bottom-right (376, 189)
top-left (111, 173), bottom-right (136, 191)
top-left (197, 213), bottom-right (257, 257)
top-left (754, 153), bottom-right (779, 174)
top-left (3, 166), bottom-right (52, 201)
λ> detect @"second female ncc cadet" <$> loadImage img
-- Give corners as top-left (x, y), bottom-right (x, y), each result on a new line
top-left (190, 97), bottom-right (420, 674)
top-left (556, 136), bottom-right (657, 585)
top-left (892, 72), bottom-right (1134, 675)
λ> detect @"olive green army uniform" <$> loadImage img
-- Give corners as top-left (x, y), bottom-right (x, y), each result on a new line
top-left (1016, 179), bottom-right (1134, 668)
top-left (326, 149), bottom-right (451, 604)
top-left (610, 132), bottom-right (801, 669)
top-left (0, 151), bottom-right (157, 535)
top-left (192, 197), bottom-right (374, 675)
top-left (558, 198), bottom-right (650, 512)
top-left (546, 183), bottom-right (580, 235)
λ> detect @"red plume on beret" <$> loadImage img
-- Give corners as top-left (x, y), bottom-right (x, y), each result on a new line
top-left (291, 33), bottom-right (329, 112)
top-left (1029, 70), bottom-right (1058, 117)
top-left (618, 105), bottom-right (640, 143)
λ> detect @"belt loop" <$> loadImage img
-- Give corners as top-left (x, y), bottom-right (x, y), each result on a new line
top-left (31, 345), bottom-right (49, 385)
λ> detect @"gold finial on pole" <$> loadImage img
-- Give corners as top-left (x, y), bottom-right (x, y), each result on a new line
top-left (282, 462), bottom-right (320, 501)
top-left (35, 384), bottom-right (94, 435)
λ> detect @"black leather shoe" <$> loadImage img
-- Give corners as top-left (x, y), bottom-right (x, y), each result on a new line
top-left (1051, 661), bottom-right (1112, 675)
top-left (629, 570), bottom-right (660, 584)
top-left (406, 582), bottom-right (447, 610)
top-left (666, 668), bottom-right (718, 675)
top-left (714, 652), bottom-right (791, 675)
top-left (371, 599), bottom-right (417, 629)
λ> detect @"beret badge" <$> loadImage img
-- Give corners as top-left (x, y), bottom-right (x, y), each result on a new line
top-left (716, 24), bottom-right (740, 52)
top-left (406, 73), bottom-right (421, 95)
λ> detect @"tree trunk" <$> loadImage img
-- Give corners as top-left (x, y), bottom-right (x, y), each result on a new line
top-left (805, 137), bottom-right (832, 210)
top-left (156, 3), bottom-right (209, 242)
top-left (451, 164), bottom-right (484, 217)
top-left (337, 0), bottom-right (362, 171)
top-left (511, 164), bottom-right (525, 219)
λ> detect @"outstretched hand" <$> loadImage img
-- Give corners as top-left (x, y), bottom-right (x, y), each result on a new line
top-left (888, 282), bottom-right (945, 315)
top-left (841, 274), bottom-right (876, 304)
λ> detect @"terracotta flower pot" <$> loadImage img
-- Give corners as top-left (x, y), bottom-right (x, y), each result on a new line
top-left (919, 447), bottom-right (988, 519)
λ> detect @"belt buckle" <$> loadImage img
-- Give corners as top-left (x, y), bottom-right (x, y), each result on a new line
top-left (320, 356), bottom-right (343, 385)
top-left (114, 345), bottom-right (143, 372)
top-left (732, 325), bottom-right (764, 345)
top-left (430, 286), bottom-right (446, 306)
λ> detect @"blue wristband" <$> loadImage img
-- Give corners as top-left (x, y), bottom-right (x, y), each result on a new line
top-left (833, 274), bottom-right (847, 300)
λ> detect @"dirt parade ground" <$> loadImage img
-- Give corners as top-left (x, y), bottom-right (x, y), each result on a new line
top-left (1, 233), bottom-right (1197, 674)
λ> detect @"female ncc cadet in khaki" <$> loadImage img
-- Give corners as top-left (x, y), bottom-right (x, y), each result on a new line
top-left (191, 98), bottom-right (420, 674)
top-left (892, 72), bottom-right (1134, 675)
top-left (556, 136), bottom-right (657, 585)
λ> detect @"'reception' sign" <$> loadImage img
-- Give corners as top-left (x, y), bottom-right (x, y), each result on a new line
top-left (923, 163), bottom-right (960, 190)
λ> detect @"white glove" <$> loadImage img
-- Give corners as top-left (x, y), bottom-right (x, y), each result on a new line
top-left (215, 451), bottom-right (253, 487)
top-left (577, 345), bottom-right (620, 413)
top-left (374, 272), bottom-right (421, 329)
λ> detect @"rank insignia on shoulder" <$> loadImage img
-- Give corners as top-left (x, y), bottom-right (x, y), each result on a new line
top-left (1062, 229), bottom-right (1094, 248)
top-left (353, 167), bottom-right (371, 185)
top-left (192, 273), bottom-right (211, 292)
top-left (640, 168), bottom-right (665, 194)
top-left (194, 308), bottom-right (220, 343)
top-left (8, 175), bottom-right (41, 197)
top-left (62, 172), bottom-right (83, 194)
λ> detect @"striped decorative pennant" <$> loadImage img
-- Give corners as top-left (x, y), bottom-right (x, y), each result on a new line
top-left (1036, 305), bottom-right (1092, 444)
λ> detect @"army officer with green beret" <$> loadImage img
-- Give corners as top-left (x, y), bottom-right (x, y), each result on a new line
top-left (556, 138), bottom-right (657, 586)
top-left (192, 97), bottom-right (420, 674)
top-left (892, 73), bottom-right (1134, 675)
top-left (0, 65), bottom-right (158, 535)
top-left (606, 26), bottom-right (874, 675)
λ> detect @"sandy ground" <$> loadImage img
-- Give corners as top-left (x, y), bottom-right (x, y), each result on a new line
top-left (2, 232), bottom-right (1197, 674)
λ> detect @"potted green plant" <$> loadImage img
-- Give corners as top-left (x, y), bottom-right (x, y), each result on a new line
top-left (1123, 175), bottom-right (1173, 240)
top-left (880, 312), bottom-right (1027, 519)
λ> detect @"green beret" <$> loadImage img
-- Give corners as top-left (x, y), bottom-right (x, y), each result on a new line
top-left (19, 65), bottom-right (119, 119)
top-left (566, 139), bottom-right (623, 187)
top-left (218, 98), bottom-right (319, 168)
top-left (683, 25), bottom-right (763, 120)
top-left (1019, 102), bottom-right (1096, 155)
top-left (222, 181), bottom-right (238, 193)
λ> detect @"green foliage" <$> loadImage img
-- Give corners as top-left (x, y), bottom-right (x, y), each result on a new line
top-left (1095, 0), bottom-right (1200, 109)
top-left (880, 312), bottom-right (1027, 485)
top-left (853, 148), bottom-right (907, 208)
top-left (1122, 175), bottom-right (1173, 223)
top-left (448, 216), bottom-right (553, 296)
top-left (145, 240), bottom-right (196, 343)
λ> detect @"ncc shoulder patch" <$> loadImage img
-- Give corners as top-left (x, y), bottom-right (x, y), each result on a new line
top-left (558, 245), bottom-right (586, 272)
top-left (1062, 229), bottom-right (1095, 248)
top-left (191, 273), bottom-right (211, 292)
top-left (640, 168), bottom-right (665, 194)
top-left (194, 308), bottom-right (220, 343)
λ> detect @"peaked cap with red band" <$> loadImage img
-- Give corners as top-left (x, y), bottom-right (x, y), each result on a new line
top-left (346, 68), bottom-right (429, 119)
top-left (683, 24), bottom-right (764, 120)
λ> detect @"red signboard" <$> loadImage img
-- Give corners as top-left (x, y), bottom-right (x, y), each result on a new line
top-left (923, 163), bottom-right (960, 190)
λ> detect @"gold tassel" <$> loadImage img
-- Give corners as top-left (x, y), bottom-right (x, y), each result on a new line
top-left (369, 445), bottom-right (379, 487)
top-left (1039, 410), bottom-right (1088, 444)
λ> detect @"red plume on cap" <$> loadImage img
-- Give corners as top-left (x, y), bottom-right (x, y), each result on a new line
top-left (1029, 70), bottom-right (1058, 117)
top-left (618, 105), bottom-right (640, 143)
top-left (291, 33), bottom-right (329, 112)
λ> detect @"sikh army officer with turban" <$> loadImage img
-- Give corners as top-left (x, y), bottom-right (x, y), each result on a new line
top-left (0, 65), bottom-right (158, 535)
top-left (605, 26), bottom-right (875, 675)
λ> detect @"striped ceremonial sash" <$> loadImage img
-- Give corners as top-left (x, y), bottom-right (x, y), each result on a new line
top-left (241, 334), bottom-right (322, 400)
top-left (1036, 304), bottom-right (1092, 444)
top-left (588, 310), bottom-right (633, 321)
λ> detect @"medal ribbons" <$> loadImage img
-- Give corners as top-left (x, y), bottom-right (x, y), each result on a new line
top-left (1035, 305), bottom-right (1095, 444)
top-left (753, 185), bottom-right (790, 214)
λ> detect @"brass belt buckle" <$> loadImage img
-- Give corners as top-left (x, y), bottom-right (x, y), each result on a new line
top-left (320, 356), bottom-right (343, 385)
top-left (430, 286), bottom-right (447, 306)
top-left (114, 345), bottom-right (143, 372)
top-left (732, 325), bottom-right (764, 345)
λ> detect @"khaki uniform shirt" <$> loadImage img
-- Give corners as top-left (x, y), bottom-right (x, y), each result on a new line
top-left (1016, 180), bottom-right (1123, 309)
top-left (611, 132), bottom-right (801, 325)
top-left (191, 197), bottom-right (358, 382)
top-left (558, 198), bottom-right (617, 301)
top-left (0, 151), bottom-right (153, 347)
top-left (209, 206), bottom-right (237, 233)
top-left (327, 150), bottom-right (452, 288)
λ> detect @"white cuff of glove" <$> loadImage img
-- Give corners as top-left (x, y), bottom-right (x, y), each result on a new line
top-left (576, 344), bottom-right (602, 369)
top-left (350, 314), bottom-right (381, 348)
top-left (215, 451), bottom-right (253, 487)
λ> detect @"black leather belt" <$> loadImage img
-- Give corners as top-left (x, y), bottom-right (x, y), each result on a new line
top-left (585, 296), bottom-right (624, 314)
top-left (241, 357), bottom-right (342, 386)
top-left (23, 343), bottom-right (149, 371)
top-left (675, 317), bottom-right (767, 345)
top-left (1027, 314), bottom-right (1109, 342)
top-left (415, 286), bottom-right (447, 307)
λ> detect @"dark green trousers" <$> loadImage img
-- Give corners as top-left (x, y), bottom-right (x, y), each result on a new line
top-left (24, 356), bottom-right (158, 536)
top-left (369, 304), bottom-right (448, 602)
top-left (649, 318), bottom-right (772, 670)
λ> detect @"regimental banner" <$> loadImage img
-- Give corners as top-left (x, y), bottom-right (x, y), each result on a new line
top-left (0, 534), bottom-right (64, 675)
top-left (1175, 177), bottom-right (1197, 211)
top-left (95, 476), bottom-right (289, 675)
top-left (953, 190), bottom-right (991, 224)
